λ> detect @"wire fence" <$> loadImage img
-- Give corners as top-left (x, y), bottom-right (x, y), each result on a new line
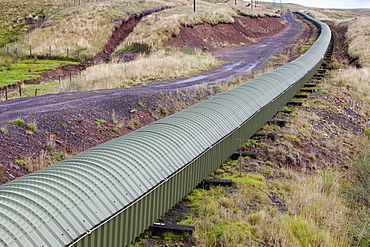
top-left (2, 45), bottom-right (91, 61)
top-left (0, 1), bottom-right (171, 100)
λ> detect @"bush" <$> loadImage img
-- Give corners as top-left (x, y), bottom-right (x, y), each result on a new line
top-left (112, 42), bottom-right (152, 57)
top-left (0, 127), bottom-right (8, 135)
top-left (10, 119), bottom-right (24, 126)
top-left (26, 122), bottom-right (38, 132)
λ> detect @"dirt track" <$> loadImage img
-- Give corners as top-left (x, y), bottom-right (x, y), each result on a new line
top-left (154, 13), bottom-right (303, 89)
top-left (0, 13), bottom-right (311, 182)
top-left (0, 14), bottom-right (303, 121)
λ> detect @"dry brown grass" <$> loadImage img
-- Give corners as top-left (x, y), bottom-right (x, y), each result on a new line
top-left (303, 8), bottom-right (358, 22)
top-left (282, 171), bottom-right (349, 244)
top-left (57, 49), bottom-right (223, 92)
top-left (319, 10), bottom-right (370, 246)
top-left (345, 151), bottom-right (370, 246)
top-left (9, 0), bottom-right (279, 57)
top-left (16, 150), bottom-right (54, 173)
top-left (302, 9), bottom-right (370, 117)
top-left (346, 16), bottom-right (370, 67)
top-left (116, 1), bottom-right (280, 51)
top-left (326, 15), bottom-right (370, 117)
top-left (332, 67), bottom-right (370, 106)
top-left (10, 0), bottom-right (184, 57)
top-left (14, 5), bottom-right (113, 57)
top-left (0, 0), bottom-right (75, 45)
top-left (182, 167), bottom-right (351, 247)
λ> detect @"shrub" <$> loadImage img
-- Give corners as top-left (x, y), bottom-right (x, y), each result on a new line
top-left (112, 42), bottom-right (152, 57)
top-left (46, 136), bottom-right (55, 152)
top-left (181, 47), bottom-right (196, 55)
top-left (26, 130), bottom-right (34, 135)
top-left (52, 151), bottom-right (63, 161)
top-left (26, 122), bottom-right (38, 132)
top-left (95, 118), bottom-right (107, 126)
top-left (0, 127), bottom-right (8, 135)
top-left (10, 119), bottom-right (24, 126)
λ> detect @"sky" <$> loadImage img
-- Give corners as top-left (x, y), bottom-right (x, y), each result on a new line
top-left (278, 0), bottom-right (370, 9)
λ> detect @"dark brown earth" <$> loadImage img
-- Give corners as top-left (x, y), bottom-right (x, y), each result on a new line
top-left (153, 13), bottom-right (309, 89)
top-left (0, 13), bottom-right (312, 183)
top-left (165, 16), bottom-right (287, 51)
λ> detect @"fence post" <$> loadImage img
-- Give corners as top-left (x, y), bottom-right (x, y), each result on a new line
top-left (5, 88), bottom-right (8, 101)
top-left (35, 89), bottom-right (38, 96)
top-left (67, 48), bottom-right (69, 58)
top-left (19, 86), bottom-right (22, 98)
top-left (30, 45), bottom-right (32, 57)
top-left (49, 46), bottom-right (51, 57)
top-left (70, 73), bottom-right (72, 84)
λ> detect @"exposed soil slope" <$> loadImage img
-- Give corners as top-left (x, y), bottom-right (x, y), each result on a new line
top-left (21, 15), bottom-right (288, 87)
top-left (154, 13), bottom-right (306, 89)
top-left (166, 16), bottom-right (287, 50)
top-left (0, 13), bottom-right (307, 184)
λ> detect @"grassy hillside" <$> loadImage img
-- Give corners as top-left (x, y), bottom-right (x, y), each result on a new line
top-left (0, 0), bottom-right (283, 98)
top-left (115, 1), bottom-right (281, 51)
top-left (4, 0), bottom-right (280, 57)
top-left (0, 0), bottom-right (72, 46)
top-left (305, 9), bottom-right (370, 107)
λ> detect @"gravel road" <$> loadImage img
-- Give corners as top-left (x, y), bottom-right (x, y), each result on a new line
top-left (0, 13), bottom-right (303, 123)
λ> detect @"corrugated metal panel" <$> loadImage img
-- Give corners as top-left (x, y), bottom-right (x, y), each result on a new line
top-left (0, 12), bottom-right (331, 247)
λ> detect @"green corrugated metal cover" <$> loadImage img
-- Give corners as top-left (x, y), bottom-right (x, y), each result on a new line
top-left (0, 12), bottom-right (331, 247)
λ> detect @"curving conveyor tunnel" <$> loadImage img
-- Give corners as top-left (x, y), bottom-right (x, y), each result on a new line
top-left (0, 12), bottom-right (331, 247)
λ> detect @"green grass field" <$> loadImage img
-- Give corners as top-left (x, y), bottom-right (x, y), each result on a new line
top-left (0, 58), bottom-right (79, 87)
